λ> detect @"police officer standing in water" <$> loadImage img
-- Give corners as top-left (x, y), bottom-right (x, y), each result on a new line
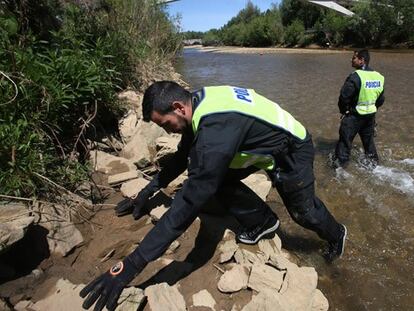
top-left (333, 49), bottom-right (385, 168)
top-left (80, 81), bottom-right (347, 311)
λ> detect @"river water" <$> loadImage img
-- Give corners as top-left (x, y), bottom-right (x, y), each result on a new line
top-left (175, 47), bottom-right (414, 311)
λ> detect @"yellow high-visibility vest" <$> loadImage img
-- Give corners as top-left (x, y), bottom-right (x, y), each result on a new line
top-left (355, 70), bottom-right (384, 115)
top-left (192, 86), bottom-right (307, 170)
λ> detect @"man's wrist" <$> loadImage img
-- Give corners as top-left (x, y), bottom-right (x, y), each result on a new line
top-left (125, 251), bottom-right (147, 275)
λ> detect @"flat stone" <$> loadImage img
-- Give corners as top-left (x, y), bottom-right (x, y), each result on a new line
top-left (18, 279), bottom-right (85, 310)
top-left (192, 289), bottom-right (216, 310)
top-left (108, 170), bottom-right (140, 185)
top-left (14, 284), bottom-right (145, 311)
top-left (219, 239), bottom-right (239, 263)
top-left (157, 257), bottom-right (174, 267)
top-left (135, 120), bottom-right (168, 148)
top-left (234, 248), bottom-right (267, 266)
top-left (150, 205), bottom-right (169, 222)
top-left (120, 178), bottom-right (150, 198)
top-left (280, 265), bottom-right (318, 310)
top-left (241, 174), bottom-right (271, 201)
top-left (118, 90), bottom-right (143, 112)
top-left (217, 265), bottom-right (249, 293)
top-left (119, 109), bottom-right (138, 143)
top-left (116, 287), bottom-right (145, 311)
top-left (258, 234), bottom-right (282, 259)
top-left (165, 240), bottom-right (180, 255)
top-left (247, 264), bottom-right (285, 293)
top-left (14, 300), bottom-right (33, 311)
top-left (268, 255), bottom-right (294, 271)
top-left (222, 229), bottom-right (235, 240)
top-left (241, 288), bottom-right (289, 311)
top-left (121, 131), bottom-right (152, 168)
top-left (39, 204), bottom-right (84, 256)
top-left (154, 136), bottom-right (180, 165)
top-left (89, 151), bottom-right (137, 174)
top-left (145, 282), bottom-right (186, 311)
top-left (0, 203), bottom-right (34, 253)
top-left (311, 289), bottom-right (329, 311)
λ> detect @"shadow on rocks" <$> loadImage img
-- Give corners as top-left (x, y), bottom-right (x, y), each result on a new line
top-left (138, 212), bottom-right (238, 288)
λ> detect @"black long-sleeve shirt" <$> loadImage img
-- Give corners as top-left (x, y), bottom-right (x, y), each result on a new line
top-left (130, 102), bottom-right (309, 264)
top-left (338, 66), bottom-right (385, 115)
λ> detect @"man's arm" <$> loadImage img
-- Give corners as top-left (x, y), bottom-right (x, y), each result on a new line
top-left (131, 113), bottom-right (251, 263)
top-left (145, 129), bottom-right (193, 192)
top-left (375, 90), bottom-right (385, 109)
top-left (115, 130), bottom-right (194, 218)
top-left (338, 73), bottom-right (360, 114)
top-left (81, 113), bottom-right (251, 310)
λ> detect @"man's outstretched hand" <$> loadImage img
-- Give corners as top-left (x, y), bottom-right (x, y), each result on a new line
top-left (80, 258), bottom-right (139, 311)
top-left (115, 189), bottom-right (152, 219)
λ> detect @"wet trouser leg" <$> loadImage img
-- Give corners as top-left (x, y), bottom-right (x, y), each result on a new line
top-left (215, 167), bottom-right (276, 229)
top-left (273, 138), bottom-right (342, 243)
top-left (335, 114), bottom-right (360, 165)
top-left (359, 115), bottom-right (378, 162)
top-left (274, 181), bottom-right (342, 243)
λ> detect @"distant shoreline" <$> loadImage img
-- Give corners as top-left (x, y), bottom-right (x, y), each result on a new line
top-left (184, 45), bottom-right (414, 54)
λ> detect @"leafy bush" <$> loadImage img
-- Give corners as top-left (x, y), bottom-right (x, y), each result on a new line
top-left (202, 29), bottom-right (221, 46)
top-left (284, 19), bottom-right (305, 46)
top-left (264, 8), bottom-right (284, 46)
top-left (226, 1), bottom-right (261, 27)
top-left (221, 23), bottom-right (247, 46)
top-left (201, 0), bottom-right (414, 48)
top-left (0, 0), bottom-right (181, 198)
top-left (219, 4), bottom-right (284, 47)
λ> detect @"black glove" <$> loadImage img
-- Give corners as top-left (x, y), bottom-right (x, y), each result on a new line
top-left (80, 256), bottom-right (144, 311)
top-left (115, 189), bottom-right (152, 219)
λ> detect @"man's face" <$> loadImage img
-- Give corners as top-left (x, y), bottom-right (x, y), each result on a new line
top-left (351, 52), bottom-right (365, 69)
top-left (151, 110), bottom-right (188, 134)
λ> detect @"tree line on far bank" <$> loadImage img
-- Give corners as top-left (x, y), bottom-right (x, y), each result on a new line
top-left (183, 0), bottom-right (414, 48)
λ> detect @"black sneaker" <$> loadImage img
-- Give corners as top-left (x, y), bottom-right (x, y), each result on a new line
top-left (325, 224), bottom-right (347, 262)
top-left (236, 214), bottom-right (280, 245)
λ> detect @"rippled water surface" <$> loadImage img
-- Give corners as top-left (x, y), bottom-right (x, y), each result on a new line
top-left (175, 48), bottom-right (414, 310)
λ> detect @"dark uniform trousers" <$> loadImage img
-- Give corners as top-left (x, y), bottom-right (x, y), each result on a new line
top-left (214, 139), bottom-right (343, 243)
top-left (335, 113), bottom-right (378, 165)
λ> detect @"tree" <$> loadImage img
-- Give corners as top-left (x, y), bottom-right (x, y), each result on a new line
top-left (225, 0), bottom-right (261, 27)
top-left (280, 0), bottom-right (322, 29)
top-left (264, 5), bottom-right (284, 45)
top-left (202, 29), bottom-right (220, 46)
top-left (284, 19), bottom-right (305, 46)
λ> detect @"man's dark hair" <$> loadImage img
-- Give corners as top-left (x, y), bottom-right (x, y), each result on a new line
top-left (355, 49), bottom-right (370, 65)
top-left (142, 81), bottom-right (191, 122)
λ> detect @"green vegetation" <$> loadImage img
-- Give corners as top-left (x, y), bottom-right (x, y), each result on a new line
top-left (194, 0), bottom-right (413, 48)
top-left (0, 0), bottom-right (182, 198)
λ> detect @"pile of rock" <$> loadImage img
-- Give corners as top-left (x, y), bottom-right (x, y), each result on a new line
top-left (0, 199), bottom-right (86, 260)
top-left (0, 203), bottom-right (34, 255)
top-left (89, 90), bottom-right (185, 200)
top-left (83, 90), bottom-right (329, 310)
top-left (1, 90), bottom-right (330, 311)
top-left (12, 230), bottom-right (328, 311)
top-left (216, 232), bottom-right (329, 310)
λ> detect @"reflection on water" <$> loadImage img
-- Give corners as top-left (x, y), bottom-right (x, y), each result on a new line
top-left (176, 48), bottom-right (414, 310)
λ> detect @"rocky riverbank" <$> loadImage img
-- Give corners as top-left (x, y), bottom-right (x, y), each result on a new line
top-left (0, 85), bottom-right (329, 311)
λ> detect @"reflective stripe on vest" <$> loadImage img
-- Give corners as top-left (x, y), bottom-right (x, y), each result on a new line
top-left (191, 86), bottom-right (307, 170)
top-left (355, 70), bottom-right (384, 115)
